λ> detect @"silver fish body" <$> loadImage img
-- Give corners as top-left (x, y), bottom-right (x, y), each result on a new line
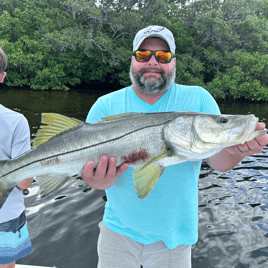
top-left (0, 112), bottom-right (265, 205)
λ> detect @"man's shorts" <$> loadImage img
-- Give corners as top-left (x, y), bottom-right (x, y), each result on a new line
top-left (97, 220), bottom-right (192, 268)
top-left (0, 211), bottom-right (33, 264)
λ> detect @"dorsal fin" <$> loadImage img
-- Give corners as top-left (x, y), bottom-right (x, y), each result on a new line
top-left (33, 113), bottom-right (83, 147)
top-left (101, 113), bottom-right (140, 121)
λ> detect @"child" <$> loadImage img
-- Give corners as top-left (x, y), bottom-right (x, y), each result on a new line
top-left (0, 48), bottom-right (33, 268)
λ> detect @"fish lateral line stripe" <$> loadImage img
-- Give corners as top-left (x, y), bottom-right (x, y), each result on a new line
top-left (1, 120), bottom-right (173, 178)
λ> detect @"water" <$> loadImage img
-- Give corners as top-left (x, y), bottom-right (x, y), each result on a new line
top-left (0, 88), bottom-right (267, 268)
top-left (194, 100), bottom-right (268, 268)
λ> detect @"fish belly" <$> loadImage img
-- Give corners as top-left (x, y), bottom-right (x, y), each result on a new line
top-left (2, 125), bottom-right (166, 189)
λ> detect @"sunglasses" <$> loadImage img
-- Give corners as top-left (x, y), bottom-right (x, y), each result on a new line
top-left (134, 50), bottom-right (174, 64)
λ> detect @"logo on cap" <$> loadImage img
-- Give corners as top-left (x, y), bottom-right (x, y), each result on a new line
top-left (144, 27), bottom-right (165, 35)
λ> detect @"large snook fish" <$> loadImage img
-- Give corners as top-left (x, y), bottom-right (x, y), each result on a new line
top-left (0, 112), bottom-right (266, 207)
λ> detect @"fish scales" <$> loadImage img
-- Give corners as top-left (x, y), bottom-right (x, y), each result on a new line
top-left (0, 113), bottom-right (174, 189)
top-left (0, 111), bottom-right (266, 204)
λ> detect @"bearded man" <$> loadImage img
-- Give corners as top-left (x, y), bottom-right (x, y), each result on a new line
top-left (81, 25), bottom-right (268, 268)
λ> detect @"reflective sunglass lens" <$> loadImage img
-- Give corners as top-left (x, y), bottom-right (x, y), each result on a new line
top-left (156, 51), bottom-right (172, 63)
top-left (136, 51), bottom-right (151, 62)
top-left (135, 51), bottom-right (172, 63)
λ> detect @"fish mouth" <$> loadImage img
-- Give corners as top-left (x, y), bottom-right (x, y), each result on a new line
top-left (236, 116), bottom-right (259, 142)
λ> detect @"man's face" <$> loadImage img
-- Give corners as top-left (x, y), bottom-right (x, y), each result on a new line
top-left (130, 38), bottom-right (176, 95)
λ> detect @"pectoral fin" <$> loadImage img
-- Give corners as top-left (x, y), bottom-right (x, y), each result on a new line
top-left (34, 175), bottom-right (71, 197)
top-left (133, 164), bottom-right (165, 200)
top-left (133, 152), bottom-right (170, 199)
top-left (138, 152), bottom-right (170, 170)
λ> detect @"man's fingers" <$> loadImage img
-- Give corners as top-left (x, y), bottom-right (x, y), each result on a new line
top-left (254, 133), bottom-right (268, 147)
top-left (82, 160), bottom-right (95, 179)
top-left (237, 142), bottom-right (250, 153)
top-left (235, 122), bottom-right (268, 155)
top-left (255, 122), bottom-right (266, 131)
top-left (244, 140), bottom-right (259, 151)
top-left (106, 157), bottom-right (117, 178)
top-left (94, 155), bottom-right (109, 178)
top-left (82, 155), bottom-right (129, 184)
top-left (116, 163), bottom-right (129, 176)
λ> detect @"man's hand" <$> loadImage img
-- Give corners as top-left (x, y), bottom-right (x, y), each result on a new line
top-left (207, 122), bottom-right (268, 172)
top-left (17, 177), bottom-right (33, 189)
top-left (226, 122), bottom-right (268, 156)
top-left (81, 155), bottom-right (129, 190)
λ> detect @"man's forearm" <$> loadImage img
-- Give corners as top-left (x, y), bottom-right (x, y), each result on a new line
top-left (206, 148), bottom-right (244, 172)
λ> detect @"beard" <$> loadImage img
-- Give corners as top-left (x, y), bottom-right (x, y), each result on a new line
top-left (130, 64), bottom-right (176, 95)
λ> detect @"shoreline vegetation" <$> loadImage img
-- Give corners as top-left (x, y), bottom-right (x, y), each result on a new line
top-left (0, 0), bottom-right (268, 101)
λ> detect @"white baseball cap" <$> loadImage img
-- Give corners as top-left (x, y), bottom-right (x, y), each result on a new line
top-left (133, 25), bottom-right (176, 54)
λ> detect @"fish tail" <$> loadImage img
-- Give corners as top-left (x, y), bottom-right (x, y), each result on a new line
top-left (0, 160), bottom-right (12, 209)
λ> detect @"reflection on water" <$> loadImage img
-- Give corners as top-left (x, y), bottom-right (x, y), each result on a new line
top-left (0, 88), bottom-right (267, 268)
top-left (195, 152), bottom-right (268, 268)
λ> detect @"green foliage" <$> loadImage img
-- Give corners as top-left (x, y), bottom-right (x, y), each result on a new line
top-left (206, 53), bottom-right (268, 100)
top-left (0, 0), bottom-right (176, 90)
top-left (178, 0), bottom-right (268, 74)
top-left (0, 5), bottom-right (81, 90)
top-left (175, 53), bottom-right (205, 87)
top-left (0, 0), bottom-right (268, 101)
top-left (1, 36), bottom-right (82, 90)
top-left (260, 0), bottom-right (268, 20)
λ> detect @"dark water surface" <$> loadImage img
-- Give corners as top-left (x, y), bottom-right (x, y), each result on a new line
top-left (0, 88), bottom-right (267, 268)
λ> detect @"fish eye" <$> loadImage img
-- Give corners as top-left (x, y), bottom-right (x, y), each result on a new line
top-left (220, 117), bottom-right (228, 124)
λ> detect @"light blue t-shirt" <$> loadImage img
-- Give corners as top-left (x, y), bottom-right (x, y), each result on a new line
top-left (86, 84), bottom-right (221, 249)
top-left (0, 105), bottom-right (31, 223)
